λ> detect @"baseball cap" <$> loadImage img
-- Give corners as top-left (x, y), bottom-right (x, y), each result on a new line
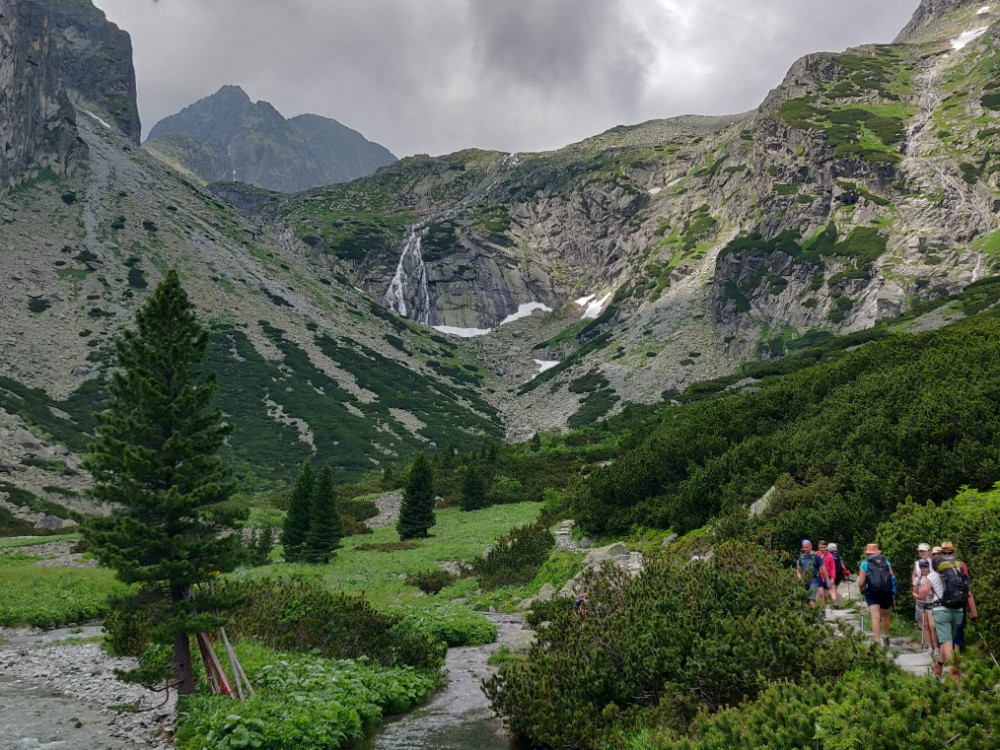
top-left (917, 543), bottom-right (930, 552)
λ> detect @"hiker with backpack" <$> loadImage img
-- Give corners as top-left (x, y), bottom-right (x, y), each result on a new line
top-left (916, 543), bottom-right (970, 679)
top-left (826, 542), bottom-right (850, 605)
top-left (940, 541), bottom-right (977, 651)
top-left (796, 539), bottom-right (823, 608)
top-left (857, 543), bottom-right (895, 648)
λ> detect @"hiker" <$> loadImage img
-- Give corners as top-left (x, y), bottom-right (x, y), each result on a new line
top-left (573, 592), bottom-right (588, 616)
top-left (937, 541), bottom-right (977, 657)
top-left (911, 554), bottom-right (939, 658)
top-left (922, 544), bottom-right (970, 679)
top-left (796, 539), bottom-right (822, 607)
top-left (827, 543), bottom-right (850, 604)
top-left (816, 541), bottom-right (836, 607)
top-left (857, 543), bottom-right (895, 648)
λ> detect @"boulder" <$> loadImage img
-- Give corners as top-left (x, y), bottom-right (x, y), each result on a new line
top-left (500, 627), bottom-right (537, 654)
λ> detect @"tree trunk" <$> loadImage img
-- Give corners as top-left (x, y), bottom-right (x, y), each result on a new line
top-left (171, 585), bottom-right (196, 694)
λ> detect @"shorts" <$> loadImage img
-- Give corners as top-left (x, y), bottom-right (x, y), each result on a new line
top-left (864, 590), bottom-right (893, 610)
top-left (916, 600), bottom-right (935, 613)
top-left (805, 578), bottom-right (821, 601)
top-left (934, 607), bottom-right (964, 645)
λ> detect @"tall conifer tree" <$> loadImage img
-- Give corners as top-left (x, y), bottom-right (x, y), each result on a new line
top-left (397, 452), bottom-right (436, 540)
top-left (282, 459), bottom-right (313, 562)
top-left (82, 270), bottom-right (243, 694)
top-left (305, 464), bottom-right (342, 563)
top-left (460, 463), bottom-right (488, 511)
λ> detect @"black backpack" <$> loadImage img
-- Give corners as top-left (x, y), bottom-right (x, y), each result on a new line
top-left (833, 552), bottom-right (845, 585)
top-left (865, 554), bottom-right (892, 593)
top-left (934, 557), bottom-right (969, 609)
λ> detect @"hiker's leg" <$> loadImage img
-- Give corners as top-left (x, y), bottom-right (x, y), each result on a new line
top-left (882, 606), bottom-right (891, 637)
top-left (869, 604), bottom-right (882, 641)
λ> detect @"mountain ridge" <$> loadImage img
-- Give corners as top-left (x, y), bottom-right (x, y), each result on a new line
top-left (144, 85), bottom-right (397, 193)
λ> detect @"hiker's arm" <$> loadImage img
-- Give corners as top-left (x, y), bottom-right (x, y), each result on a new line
top-left (914, 578), bottom-right (931, 600)
top-left (857, 568), bottom-right (866, 592)
top-left (968, 590), bottom-right (978, 620)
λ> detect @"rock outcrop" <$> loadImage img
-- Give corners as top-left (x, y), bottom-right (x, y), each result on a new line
top-left (47, 0), bottom-right (141, 143)
top-left (0, 0), bottom-right (86, 189)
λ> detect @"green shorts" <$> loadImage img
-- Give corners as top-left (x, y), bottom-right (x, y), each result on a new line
top-left (933, 607), bottom-right (964, 645)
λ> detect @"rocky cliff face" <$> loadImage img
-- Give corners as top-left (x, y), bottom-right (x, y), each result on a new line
top-left (896, 0), bottom-right (984, 42)
top-left (144, 85), bottom-right (397, 192)
top-left (47, 0), bottom-right (141, 144)
top-left (0, 0), bottom-right (86, 189)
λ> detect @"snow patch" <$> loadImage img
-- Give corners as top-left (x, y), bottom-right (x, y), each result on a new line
top-left (534, 360), bottom-right (560, 374)
top-left (433, 325), bottom-right (492, 338)
top-left (578, 292), bottom-right (612, 320)
top-left (667, 177), bottom-right (684, 188)
top-left (952, 27), bottom-right (989, 50)
top-left (81, 109), bottom-right (111, 129)
top-left (978, 6), bottom-right (991, 15)
top-left (648, 187), bottom-right (662, 196)
top-left (574, 294), bottom-right (596, 307)
top-left (500, 302), bottom-right (553, 326)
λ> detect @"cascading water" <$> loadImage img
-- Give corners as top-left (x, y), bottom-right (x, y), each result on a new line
top-left (385, 227), bottom-right (432, 324)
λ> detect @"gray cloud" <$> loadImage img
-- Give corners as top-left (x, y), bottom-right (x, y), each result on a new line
top-left (93, 0), bottom-right (917, 157)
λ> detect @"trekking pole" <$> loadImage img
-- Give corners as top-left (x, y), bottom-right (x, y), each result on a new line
top-left (976, 624), bottom-right (1000, 668)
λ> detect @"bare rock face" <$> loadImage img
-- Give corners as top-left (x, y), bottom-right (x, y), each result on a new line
top-left (895, 0), bottom-right (982, 42)
top-left (0, 0), bottom-right (86, 189)
top-left (47, 0), bottom-right (141, 144)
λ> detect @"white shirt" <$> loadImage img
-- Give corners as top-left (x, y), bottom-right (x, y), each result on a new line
top-left (927, 570), bottom-right (945, 609)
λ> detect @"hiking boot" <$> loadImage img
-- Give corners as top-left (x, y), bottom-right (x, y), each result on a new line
top-left (882, 635), bottom-right (891, 649)
top-left (932, 661), bottom-right (943, 677)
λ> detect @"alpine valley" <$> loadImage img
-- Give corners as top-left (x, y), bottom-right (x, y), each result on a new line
top-left (3, 0), bottom-right (1000, 530)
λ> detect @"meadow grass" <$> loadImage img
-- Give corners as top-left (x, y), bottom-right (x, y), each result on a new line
top-left (0, 565), bottom-right (126, 627)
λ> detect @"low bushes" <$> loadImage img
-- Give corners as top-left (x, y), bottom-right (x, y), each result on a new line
top-left (222, 578), bottom-right (446, 669)
top-left (474, 520), bottom-right (555, 590)
top-left (176, 641), bottom-right (441, 750)
top-left (405, 568), bottom-right (457, 595)
top-left (386, 601), bottom-right (497, 647)
top-left (485, 544), bottom-right (856, 749)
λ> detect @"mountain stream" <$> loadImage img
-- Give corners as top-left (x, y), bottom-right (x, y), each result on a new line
top-left (358, 612), bottom-right (526, 750)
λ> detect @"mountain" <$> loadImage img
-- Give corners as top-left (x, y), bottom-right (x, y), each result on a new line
top-left (3, 0), bottom-right (1000, 531)
top-left (144, 85), bottom-right (397, 192)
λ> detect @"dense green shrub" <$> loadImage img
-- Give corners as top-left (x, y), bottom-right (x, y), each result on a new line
top-left (387, 602), bottom-right (497, 647)
top-left (474, 520), bottom-right (555, 589)
top-left (485, 544), bottom-right (855, 749)
top-left (221, 578), bottom-right (446, 669)
top-left (523, 595), bottom-right (575, 627)
top-left (631, 660), bottom-right (1000, 749)
top-left (574, 320), bottom-right (1000, 555)
top-left (405, 567), bottom-right (457, 595)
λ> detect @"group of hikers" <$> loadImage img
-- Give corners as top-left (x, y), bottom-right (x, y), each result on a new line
top-left (796, 538), bottom-right (976, 680)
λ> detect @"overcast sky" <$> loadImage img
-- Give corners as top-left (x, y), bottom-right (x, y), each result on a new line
top-left (92, 0), bottom-right (918, 158)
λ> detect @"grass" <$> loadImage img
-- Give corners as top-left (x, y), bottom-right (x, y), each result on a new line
top-left (0, 565), bottom-right (126, 627)
top-left (0, 533), bottom-right (79, 550)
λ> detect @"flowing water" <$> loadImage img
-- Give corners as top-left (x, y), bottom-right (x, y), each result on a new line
top-left (359, 613), bottom-right (527, 750)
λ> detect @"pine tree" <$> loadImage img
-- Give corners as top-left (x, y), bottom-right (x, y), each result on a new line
top-left (460, 463), bottom-right (488, 511)
top-left (305, 464), bottom-right (342, 563)
top-left (282, 460), bottom-right (313, 562)
top-left (82, 270), bottom-right (243, 695)
top-left (397, 452), bottom-right (436, 540)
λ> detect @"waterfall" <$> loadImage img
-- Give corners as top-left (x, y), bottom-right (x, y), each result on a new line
top-left (385, 227), bottom-right (431, 323)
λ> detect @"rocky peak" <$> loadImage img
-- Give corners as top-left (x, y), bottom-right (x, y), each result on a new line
top-left (145, 86), bottom-right (397, 192)
top-left (895, 0), bottom-right (994, 43)
top-left (46, 0), bottom-right (141, 144)
top-left (0, 0), bottom-right (87, 189)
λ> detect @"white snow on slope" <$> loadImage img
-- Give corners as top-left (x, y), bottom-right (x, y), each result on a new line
top-left (81, 109), bottom-right (111, 129)
top-left (952, 27), bottom-right (989, 50)
top-left (978, 6), bottom-right (991, 15)
top-left (534, 360), bottom-right (560, 374)
top-left (500, 302), bottom-right (553, 325)
top-left (578, 292), bottom-right (612, 319)
top-left (648, 187), bottom-right (662, 196)
top-left (433, 325), bottom-right (492, 338)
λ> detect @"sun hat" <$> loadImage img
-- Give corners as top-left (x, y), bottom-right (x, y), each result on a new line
top-left (917, 542), bottom-right (930, 552)
top-left (940, 540), bottom-right (955, 554)
top-left (865, 543), bottom-right (880, 554)
top-left (931, 546), bottom-right (943, 556)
